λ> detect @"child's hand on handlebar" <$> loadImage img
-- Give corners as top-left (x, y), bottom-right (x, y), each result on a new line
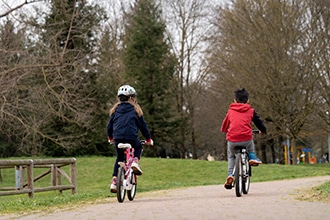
top-left (145, 139), bottom-right (154, 146)
top-left (108, 137), bottom-right (114, 144)
top-left (252, 130), bottom-right (267, 135)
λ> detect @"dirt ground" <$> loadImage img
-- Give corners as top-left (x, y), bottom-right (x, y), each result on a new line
top-left (1, 176), bottom-right (330, 220)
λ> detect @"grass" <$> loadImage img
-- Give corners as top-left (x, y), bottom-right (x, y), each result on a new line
top-left (294, 180), bottom-right (330, 203)
top-left (0, 156), bottom-right (329, 214)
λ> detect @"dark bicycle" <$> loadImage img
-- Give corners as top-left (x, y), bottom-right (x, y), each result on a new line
top-left (232, 130), bottom-right (260, 197)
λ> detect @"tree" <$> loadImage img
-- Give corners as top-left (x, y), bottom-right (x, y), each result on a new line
top-left (208, 0), bottom-right (319, 164)
top-left (95, 1), bottom-right (129, 155)
top-left (164, 0), bottom-right (214, 159)
top-left (0, 0), bottom-right (108, 156)
top-left (97, 0), bottom-right (129, 105)
top-left (310, 0), bottom-right (330, 131)
top-left (122, 0), bottom-right (177, 157)
top-left (37, 0), bottom-right (108, 156)
top-left (0, 18), bottom-right (29, 156)
top-left (0, 0), bottom-right (43, 18)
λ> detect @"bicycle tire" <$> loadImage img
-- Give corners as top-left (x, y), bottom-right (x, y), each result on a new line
top-left (116, 166), bottom-right (126, 203)
top-left (127, 173), bottom-right (137, 201)
top-left (242, 153), bottom-right (250, 194)
top-left (235, 153), bottom-right (243, 197)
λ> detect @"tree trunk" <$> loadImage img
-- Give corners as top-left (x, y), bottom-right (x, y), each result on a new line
top-left (191, 129), bottom-right (197, 159)
top-left (261, 143), bottom-right (267, 164)
top-left (291, 138), bottom-right (298, 165)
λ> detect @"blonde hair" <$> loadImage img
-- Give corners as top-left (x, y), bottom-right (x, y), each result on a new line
top-left (110, 98), bottom-right (143, 117)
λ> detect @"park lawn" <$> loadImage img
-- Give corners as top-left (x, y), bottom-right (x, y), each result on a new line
top-left (0, 156), bottom-right (329, 214)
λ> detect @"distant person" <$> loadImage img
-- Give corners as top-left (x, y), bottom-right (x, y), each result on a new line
top-left (106, 85), bottom-right (153, 193)
top-left (323, 153), bottom-right (329, 163)
top-left (221, 88), bottom-right (267, 189)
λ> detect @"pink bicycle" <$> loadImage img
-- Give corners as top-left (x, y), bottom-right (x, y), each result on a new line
top-left (116, 140), bottom-right (145, 203)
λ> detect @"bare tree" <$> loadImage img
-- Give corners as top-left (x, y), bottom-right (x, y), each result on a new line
top-left (0, 0), bottom-right (43, 18)
top-left (208, 0), bottom-right (320, 164)
top-left (163, 0), bottom-right (215, 158)
top-left (0, 18), bottom-right (43, 155)
top-left (310, 0), bottom-right (330, 127)
top-left (0, 1), bottom-right (108, 156)
top-left (97, 0), bottom-right (128, 105)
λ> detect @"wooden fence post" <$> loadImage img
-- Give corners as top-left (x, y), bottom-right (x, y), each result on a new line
top-left (27, 162), bottom-right (34, 198)
top-left (15, 165), bottom-right (20, 189)
top-left (70, 158), bottom-right (76, 194)
top-left (20, 165), bottom-right (24, 190)
top-left (51, 164), bottom-right (56, 187)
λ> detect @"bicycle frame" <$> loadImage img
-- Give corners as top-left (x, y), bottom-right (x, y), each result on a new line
top-left (229, 130), bottom-right (261, 197)
top-left (109, 139), bottom-right (149, 202)
top-left (118, 144), bottom-right (136, 191)
top-left (116, 141), bottom-right (145, 203)
top-left (232, 146), bottom-right (251, 197)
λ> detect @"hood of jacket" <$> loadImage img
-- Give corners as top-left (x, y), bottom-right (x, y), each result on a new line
top-left (229, 103), bottom-right (252, 113)
top-left (116, 102), bottom-right (135, 114)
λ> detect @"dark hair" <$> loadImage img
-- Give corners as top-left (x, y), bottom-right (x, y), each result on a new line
top-left (118, 95), bottom-right (130, 102)
top-left (234, 88), bottom-right (249, 103)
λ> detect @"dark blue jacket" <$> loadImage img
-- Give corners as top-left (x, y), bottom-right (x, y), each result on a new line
top-left (106, 102), bottom-right (151, 140)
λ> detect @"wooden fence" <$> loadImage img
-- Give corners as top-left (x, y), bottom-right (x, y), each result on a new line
top-left (0, 158), bottom-right (76, 198)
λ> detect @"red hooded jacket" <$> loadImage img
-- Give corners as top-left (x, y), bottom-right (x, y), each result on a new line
top-left (221, 103), bottom-right (267, 142)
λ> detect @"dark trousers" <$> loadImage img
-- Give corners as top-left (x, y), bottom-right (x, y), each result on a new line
top-left (112, 139), bottom-right (143, 177)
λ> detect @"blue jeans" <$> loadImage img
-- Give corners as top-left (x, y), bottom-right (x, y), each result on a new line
top-left (112, 139), bottom-right (143, 177)
top-left (227, 140), bottom-right (255, 175)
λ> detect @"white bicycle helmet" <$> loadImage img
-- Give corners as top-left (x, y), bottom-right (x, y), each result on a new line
top-left (117, 85), bottom-right (137, 97)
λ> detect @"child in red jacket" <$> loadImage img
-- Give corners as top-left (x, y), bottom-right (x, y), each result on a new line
top-left (221, 88), bottom-right (267, 189)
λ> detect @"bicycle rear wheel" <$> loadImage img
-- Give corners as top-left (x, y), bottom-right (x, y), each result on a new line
top-left (116, 166), bottom-right (126, 203)
top-left (127, 173), bottom-right (137, 201)
top-left (234, 153), bottom-right (243, 197)
top-left (242, 154), bottom-right (250, 194)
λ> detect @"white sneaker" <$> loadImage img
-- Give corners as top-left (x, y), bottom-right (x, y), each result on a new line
top-left (131, 161), bottom-right (143, 176)
top-left (110, 177), bottom-right (117, 193)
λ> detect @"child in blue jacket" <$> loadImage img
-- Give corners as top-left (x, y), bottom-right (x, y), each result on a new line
top-left (106, 85), bottom-right (153, 193)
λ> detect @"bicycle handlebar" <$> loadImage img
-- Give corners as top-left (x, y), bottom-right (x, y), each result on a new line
top-left (109, 140), bottom-right (148, 146)
top-left (118, 140), bottom-right (147, 149)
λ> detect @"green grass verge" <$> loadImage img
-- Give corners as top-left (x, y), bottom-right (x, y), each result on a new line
top-left (0, 156), bottom-right (329, 214)
top-left (294, 179), bottom-right (330, 203)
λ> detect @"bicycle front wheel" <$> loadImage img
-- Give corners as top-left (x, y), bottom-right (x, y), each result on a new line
top-left (234, 153), bottom-right (243, 197)
top-left (242, 154), bottom-right (250, 194)
top-left (116, 166), bottom-right (126, 203)
top-left (127, 172), bottom-right (137, 201)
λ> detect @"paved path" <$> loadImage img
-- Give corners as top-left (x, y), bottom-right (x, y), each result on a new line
top-left (1, 176), bottom-right (330, 220)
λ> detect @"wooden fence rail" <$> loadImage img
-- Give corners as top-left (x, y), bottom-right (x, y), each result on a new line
top-left (0, 158), bottom-right (76, 198)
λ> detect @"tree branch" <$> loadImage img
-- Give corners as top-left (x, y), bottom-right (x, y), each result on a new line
top-left (0, 0), bottom-right (43, 18)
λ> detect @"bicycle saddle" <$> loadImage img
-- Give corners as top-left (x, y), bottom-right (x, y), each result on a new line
top-left (118, 143), bottom-right (132, 149)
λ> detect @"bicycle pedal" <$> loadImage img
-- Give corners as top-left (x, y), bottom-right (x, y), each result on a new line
top-left (250, 163), bottom-right (259, 166)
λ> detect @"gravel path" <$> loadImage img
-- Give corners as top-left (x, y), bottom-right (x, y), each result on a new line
top-left (1, 176), bottom-right (330, 220)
